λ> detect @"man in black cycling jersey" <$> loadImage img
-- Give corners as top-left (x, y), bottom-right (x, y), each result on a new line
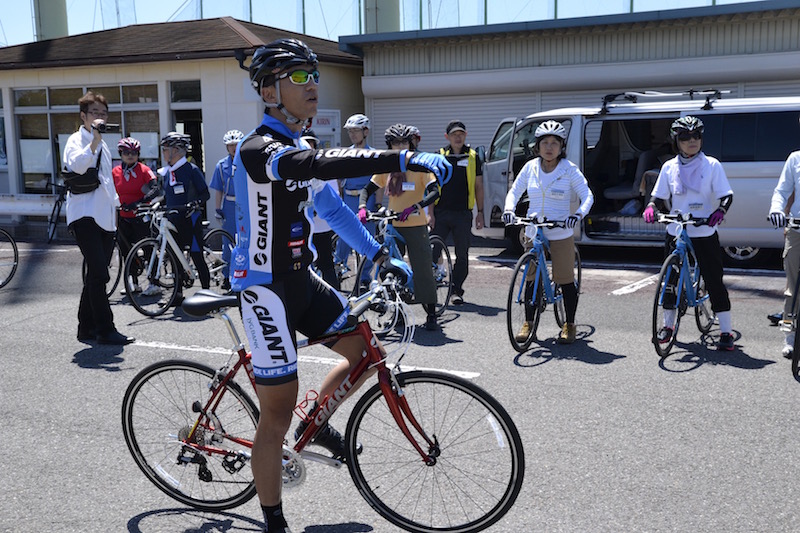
top-left (230, 38), bottom-right (452, 533)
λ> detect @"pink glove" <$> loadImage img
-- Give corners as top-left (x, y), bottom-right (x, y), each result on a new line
top-left (357, 208), bottom-right (367, 223)
top-left (643, 205), bottom-right (656, 224)
top-left (708, 208), bottom-right (725, 227)
top-left (398, 206), bottom-right (417, 222)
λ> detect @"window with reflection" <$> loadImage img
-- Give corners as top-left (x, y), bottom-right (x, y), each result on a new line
top-left (171, 80), bottom-right (201, 102)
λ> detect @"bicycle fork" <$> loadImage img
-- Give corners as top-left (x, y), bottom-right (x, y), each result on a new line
top-left (378, 370), bottom-right (439, 465)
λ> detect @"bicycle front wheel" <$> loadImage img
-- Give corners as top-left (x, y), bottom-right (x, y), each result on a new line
top-left (507, 252), bottom-right (541, 352)
top-left (345, 370), bottom-right (525, 533)
top-left (125, 238), bottom-right (180, 316)
top-left (203, 228), bottom-right (235, 293)
top-left (0, 229), bottom-right (19, 289)
top-left (652, 254), bottom-right (683, 357)
top-left (554, 244), bottom-right (582, 327)
top-left (430, 235), bottom-right (452, 316)
top-left (121, 359), bottom-right (259, 511)
top-left (354, 259), bottom-right (398, 336)
top-left (47, 198), bottom-right (63, 243)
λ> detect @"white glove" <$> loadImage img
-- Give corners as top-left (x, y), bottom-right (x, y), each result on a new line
top-left (566, 214), bottom-right (580, 229)
top-left (502, 211), bottom-right (515, 225)
top-left (770, 211), bottom-right (786, 229)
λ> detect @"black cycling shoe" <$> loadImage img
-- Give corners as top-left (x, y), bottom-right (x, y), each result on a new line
top-left (656, 327), bottom-right (673, 344)
top-left (294, 417), bottom-right (362, 461)
top-left (768, 312), bottom-right (783, 326)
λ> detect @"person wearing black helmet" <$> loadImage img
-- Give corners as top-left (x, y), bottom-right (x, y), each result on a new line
top-left (158, 131), bottom-right (211, 303)
top-left (643, 115), bottom-right (735, 351)
top-left (231, 38), bottom-right (452, 533)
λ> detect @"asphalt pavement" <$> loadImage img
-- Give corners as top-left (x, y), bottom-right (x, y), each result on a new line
top-left (0, 237), bottom-right (797, 533)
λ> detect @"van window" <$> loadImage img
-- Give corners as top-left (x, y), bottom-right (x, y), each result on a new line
top-left (488, 121), bottom-right (514, 163)
top-left (510, 119), bottom-right (572, 176)
top-left (699, 111), bottom-right (800, 162)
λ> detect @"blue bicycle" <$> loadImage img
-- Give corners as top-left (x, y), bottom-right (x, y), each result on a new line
top-left (354, 209), bottom-right (453, 336)
top-left (652, 213), bottom-right (715, 357)
top-left (506, 216), bottom-right (581, 352)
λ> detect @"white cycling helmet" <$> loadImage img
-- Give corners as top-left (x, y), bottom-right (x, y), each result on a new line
top-left (534, 120), bottom-right (567, 141)
top-left (344, 113), bottom-right (370, 130)
top-left (223, 130), bottom-right (244, 145)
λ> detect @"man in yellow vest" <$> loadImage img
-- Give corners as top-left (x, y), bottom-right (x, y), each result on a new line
top-left (433, 120), bottom-right (484, 305)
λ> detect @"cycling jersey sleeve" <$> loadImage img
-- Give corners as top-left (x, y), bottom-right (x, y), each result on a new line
top-left (260, 143), bottom-right (407, 183)
top-left (313, 181), bottom-right (381, 259)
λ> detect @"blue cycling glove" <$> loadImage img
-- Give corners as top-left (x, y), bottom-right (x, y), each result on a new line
top-left (400, 150), bottom-right (453, 186)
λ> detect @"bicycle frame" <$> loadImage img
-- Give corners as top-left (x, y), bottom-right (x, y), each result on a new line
top-left (514, 220), bottom-right (562, 307)
top-left (181, 288), bottom-right (437, 468)
top-left (657, 216), bottom-right (704, 309)
top-left (145, 210), bottom-right (196, 284)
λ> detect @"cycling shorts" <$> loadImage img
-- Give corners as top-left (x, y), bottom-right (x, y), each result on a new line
top-left (240, 268), bottom-right (349, 386)
top-left (525, 235), bottom-right (575, 285)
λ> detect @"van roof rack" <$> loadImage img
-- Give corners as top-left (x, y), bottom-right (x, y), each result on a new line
top-left (600, 89), bottom-right (731, 114)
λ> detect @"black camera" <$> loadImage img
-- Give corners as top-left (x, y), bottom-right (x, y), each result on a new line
top-left (95, 123), bottom-right (120, 133)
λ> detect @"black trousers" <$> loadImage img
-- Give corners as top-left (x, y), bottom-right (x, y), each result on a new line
top-left (664, 232), bottom-right (731, 313)
top-left (70, 217), bottom-right (116, 335)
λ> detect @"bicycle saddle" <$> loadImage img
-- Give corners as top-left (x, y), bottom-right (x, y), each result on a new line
top-left (181, 289), bottom-right (238, 316)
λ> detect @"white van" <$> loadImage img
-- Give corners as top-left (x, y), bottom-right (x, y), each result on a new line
top-left (483, 90), bottom-right (800, 265)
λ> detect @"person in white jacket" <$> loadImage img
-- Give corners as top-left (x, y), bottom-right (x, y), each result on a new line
top-left (503, 120), bottom-right (594, 344)
top-left (768, 147), bottom-right (800, 358)
top-left (643, 115), bottom-right (735, 351)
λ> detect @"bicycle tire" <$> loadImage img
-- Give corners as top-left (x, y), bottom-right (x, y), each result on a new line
top-left (793, 324), bottom-right (800, 378)
top-left (507, 252), bottom-right (540, 352)
top-left (694, 274), bottom-right (715, 334)
top-left (121, 359), bottom-right (259, 511)
top-left (332, 234), bottom-right (362, 297)
top-left (652, 254), bottom-right (683, 357)
top-left (47, 197), bottom-right (63, 243)
top-left (0, 228), bottom-right (19, 289)
top-left (124, 237), bottom-right (180, 316)
top-left (202, 228), bottom-right (234, 294)
top-left (83, 241), bottom-right (123, 297)
top-left (554, 244), bottom-right (582, 327)
top-left (354, 257), bottom-right (398, 336)
top-left (430, 235), bottom-right (452, 316)
top-left (345, 370), bottom-right (525, 533)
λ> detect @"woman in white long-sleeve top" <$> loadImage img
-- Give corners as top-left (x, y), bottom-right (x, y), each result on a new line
top-left (503, 120), bottom-right (594, 344)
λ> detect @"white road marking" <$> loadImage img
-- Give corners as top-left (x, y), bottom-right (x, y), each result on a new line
top-left (610, 274), bottom-right (659, 295)
top-left (132, 341), bottom-right (480, 379)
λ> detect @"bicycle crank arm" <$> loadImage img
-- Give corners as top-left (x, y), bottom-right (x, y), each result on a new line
top-left (299, 449), bottom-right (343, 468)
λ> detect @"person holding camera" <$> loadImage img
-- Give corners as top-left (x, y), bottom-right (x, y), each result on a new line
top-left (62, 91), bottom-right (134, 345)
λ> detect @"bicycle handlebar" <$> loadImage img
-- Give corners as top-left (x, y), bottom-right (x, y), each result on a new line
top-left (656, 213), bottom-right (709, 226)
top-left (512, 216), bottom-right (566, 228)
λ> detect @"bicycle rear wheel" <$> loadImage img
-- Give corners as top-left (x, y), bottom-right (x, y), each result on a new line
top-left (125, 238), bottom-right (180, 316)
top-left (430, 235), bottom-right (452, 316)
top-left (694, 274), bottom-right (715, 334)
top-left (203, 228), bottom-right (234, 293)
top-left (84, 242), bottom-right (123, 297)
top-left (507, 252), bottom-right (541, 352)
top-left (121, 359), bottom-right (259, 511)
top-left (47, 197), bottom-right (63, 243)
top-left (554, 244), bottom-right (582, 327)
top-left (0, 229), bottom-right (19, 289)
top-left (345, 370), bottom-right (525, 533)
top-left (652, 255), bottom-right (683, 357)
top-left (332, 234), bottom-right (362, 297)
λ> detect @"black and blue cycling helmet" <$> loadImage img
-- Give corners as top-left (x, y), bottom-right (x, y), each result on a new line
top-left (249, 38), bottom-right (318, 94)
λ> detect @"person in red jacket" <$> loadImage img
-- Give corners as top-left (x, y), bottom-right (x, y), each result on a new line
top-left (112, 137), bottom-right (157, 293)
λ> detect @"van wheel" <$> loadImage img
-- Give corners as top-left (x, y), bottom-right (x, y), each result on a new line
top-left (722, 245), bottom-right (761, 267)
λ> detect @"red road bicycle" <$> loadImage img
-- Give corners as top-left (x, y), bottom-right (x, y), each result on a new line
top-left (121, 276), bottom-right (525, 533)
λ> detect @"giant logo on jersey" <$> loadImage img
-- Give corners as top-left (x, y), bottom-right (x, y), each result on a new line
top-left (254, 191), bottom-right (270, 266)
top-left (285, 179), bottom-right (313, 192)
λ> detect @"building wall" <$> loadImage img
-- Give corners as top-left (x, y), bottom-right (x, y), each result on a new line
top-left (0, 57), bottom-right (362, 218)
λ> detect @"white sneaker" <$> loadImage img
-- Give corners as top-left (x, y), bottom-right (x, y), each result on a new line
top-left (142, 284), bottom-right (161, 297)
top-left (782, 344), bottom-right (794, 359)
